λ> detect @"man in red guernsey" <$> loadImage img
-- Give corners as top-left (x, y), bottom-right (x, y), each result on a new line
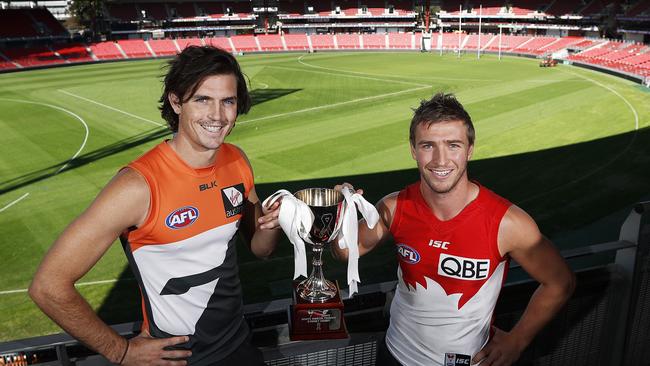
top-left (332, 93), bottom-right (575, 366)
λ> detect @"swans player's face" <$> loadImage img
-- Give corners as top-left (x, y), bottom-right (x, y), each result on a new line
top-left (410, 119), bottom-right (474, 195)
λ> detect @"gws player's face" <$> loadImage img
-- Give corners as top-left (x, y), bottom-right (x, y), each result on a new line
top-left (410, 119), bottom-right (473, 195)
top-left (169, 73), bottom-right (239, 152)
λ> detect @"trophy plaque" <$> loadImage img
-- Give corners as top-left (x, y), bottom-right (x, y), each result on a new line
top-left (288, 188), bottom-right (348, 340)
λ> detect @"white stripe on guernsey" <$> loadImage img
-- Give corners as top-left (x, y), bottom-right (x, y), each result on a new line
top-left (58, 89), bottom-right (164, 127)
top-left (133, 220), bottom-right (238, 335)
top-left (0, 97), bottom-right (90, 175)
top-left (0, 193), bottom-right (29, 213)
top-left (240, 85), bottom-right (430, 124)
top-left (0, 278), bottom-right (135, 295)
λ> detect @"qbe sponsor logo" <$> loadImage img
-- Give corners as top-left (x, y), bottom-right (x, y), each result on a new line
top-left (438, 253), bottom-right (490, 280)
top-left (165, 206), bottom-right (199, 229)
top-left (221, 183), bottom-right (245, 218)
top-left (397, 244), bottom-right (420, 264)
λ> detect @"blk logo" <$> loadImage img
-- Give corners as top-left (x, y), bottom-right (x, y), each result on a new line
top-left (165, 206), bottom-right (199, 229)
top-left (199, 181), bottom-right (217, 191)
top-left (438, 253), bottom-right (489, 280)
top-left (397, 244), bottom-right (420, 264)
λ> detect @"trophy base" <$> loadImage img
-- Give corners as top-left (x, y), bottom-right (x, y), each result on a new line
top-left (288, 280), bottom-right (349, 341)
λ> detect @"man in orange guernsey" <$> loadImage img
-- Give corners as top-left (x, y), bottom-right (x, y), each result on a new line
top-left (30, 46), bottom-right (283, 366)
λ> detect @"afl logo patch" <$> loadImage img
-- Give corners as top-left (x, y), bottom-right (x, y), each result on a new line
top-left (165, 206), bottom-right (199, 229)
top-left (397, 244), bottom-right (420, 264)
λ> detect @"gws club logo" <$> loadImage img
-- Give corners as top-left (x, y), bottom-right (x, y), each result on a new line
top-left (397, 244), bottom-right (420, 264)
top-left (166, 206), bottom-right (199, 229)
top-left (221, 183), bottom-right (245, 218)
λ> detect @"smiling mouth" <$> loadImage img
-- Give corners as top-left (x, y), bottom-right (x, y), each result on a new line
top-left (200, 123), bottom-right (225, 133)
top-left (432, 169), bottom-right (452, 177)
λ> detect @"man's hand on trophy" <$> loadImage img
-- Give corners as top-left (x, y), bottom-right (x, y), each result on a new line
top-left (334, 182), bottom-right (363, 196)
top-left (258, 196), bottom-right (282, 230)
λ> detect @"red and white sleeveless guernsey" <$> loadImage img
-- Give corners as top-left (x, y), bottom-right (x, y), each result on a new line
top-left (386, 182), bottom-right (512, 366)
top-left (120, 141), bottom-right (253, 365)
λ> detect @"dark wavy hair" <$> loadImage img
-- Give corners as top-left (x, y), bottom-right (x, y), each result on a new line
top-left (159, 46), bottom-right (251, 132)
top-left (409, 92), bottom-right (475, 146)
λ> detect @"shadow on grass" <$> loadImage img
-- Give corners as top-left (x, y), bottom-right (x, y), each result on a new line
top-left (250, 88), bottom-right (301, 108)
top-left (94, 126), bottom-right (649, 327)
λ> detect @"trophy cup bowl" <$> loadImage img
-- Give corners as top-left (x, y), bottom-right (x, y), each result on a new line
top-left (293, 188), bottom-right (344, 303)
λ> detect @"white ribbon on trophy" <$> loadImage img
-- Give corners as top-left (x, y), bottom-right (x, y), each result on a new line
top-left (262, 188), bottom-right (379, 298)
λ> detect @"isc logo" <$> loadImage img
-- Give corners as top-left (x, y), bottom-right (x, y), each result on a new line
top-left (165, 206), bottom-right (199, 230)
top-left (438, 254), bottom-right (490, 280)
top-left (397, 244), bottom-right (420, 264)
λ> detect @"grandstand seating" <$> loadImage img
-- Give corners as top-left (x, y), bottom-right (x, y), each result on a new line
top-left (175, 38), bottom-right (203, 51)
top-left (230, 35), bottom-right (259, 52)
top-left (90, 42), bottom-right (124, 60)
top-left (388, 32), bottom-right (412, 49)
top-left (336, 33), bottom-right (361, 49)
top-left (29, 8), bottom-right (68, 36)
top-left (580, 0), bottom-right (608, 16)
top-left (312, 2), bottom-right (332, 16)
top-left (363, 34), bottom-right (386, 49)
top-left (117, 39), bottom-right (153, 58)
top-left (440, 32), bottom-right (465, 49)
top-left (514, 36), bottom-right (556, 54)
top-left (148, 39), bottom-right (179, 56)
top-left (464, 34), bottom-right (495, 50)
top-left (257, 34), bottom-right (285, 52)
top-left (3, 47), bottom-right (62, 67)
top-left (540, 36), bottom-right (585, 53)
top-left (485, 35), bottom-right (532, 51)
top-left (2, 33), bottom-right (649, 80)
top-left (0, 60), bottom-right (17, 70)
top-left (283, 34), bottom-right (310, 51)
top-left (204, 37), bottom-right (234, 52)
top-left (309, 34), bottom-right (336, 50)
top-left (392, 0), bottom-right (414, 14)
top-left (53, 43), bottom-right (94, 63)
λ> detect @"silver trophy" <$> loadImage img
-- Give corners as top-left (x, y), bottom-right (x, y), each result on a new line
top-left (294, 188), bottom-right (345, 303)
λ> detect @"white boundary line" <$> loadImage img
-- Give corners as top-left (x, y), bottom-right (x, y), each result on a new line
top-left (58, 89), bottom-right (164, 127)
top-left (240, 85), bottom-right (431, 125)
top-left (297, 53), bottom-right (504, 82)
top-left (0, 278), bottom-right (135, 295)
top-left (0, 193), bottom-right (29, 213)
top-left (280, 58), bottom-right (429, 87)
top-left (520, 67), bottom-right (640, 204)
top-left (0, 97), bottom-right (90, 175)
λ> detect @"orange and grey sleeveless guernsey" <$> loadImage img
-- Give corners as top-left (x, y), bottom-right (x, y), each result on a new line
top-left (120, 141), bottom-right (253, 365)
top-left (386, 182), bottom-right (512, 366)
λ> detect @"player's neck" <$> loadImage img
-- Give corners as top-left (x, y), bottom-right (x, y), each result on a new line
top-left (421, 178), bottom-right (478, 221)
top-left (168, 136), bottom-right (218, 168)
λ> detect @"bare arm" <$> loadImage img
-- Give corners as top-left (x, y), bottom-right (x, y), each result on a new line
top-left (331, 191), bottom-right (398, 261)
top-left (235, 147), bottom-right (282, 259)
top-left (29, 169), bottom-right (190, 365)
top-left (473, 205), bottom-right (575, 366)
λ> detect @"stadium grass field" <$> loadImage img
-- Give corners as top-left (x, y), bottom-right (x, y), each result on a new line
top-left (1, 51), bottom-right (649, 341)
